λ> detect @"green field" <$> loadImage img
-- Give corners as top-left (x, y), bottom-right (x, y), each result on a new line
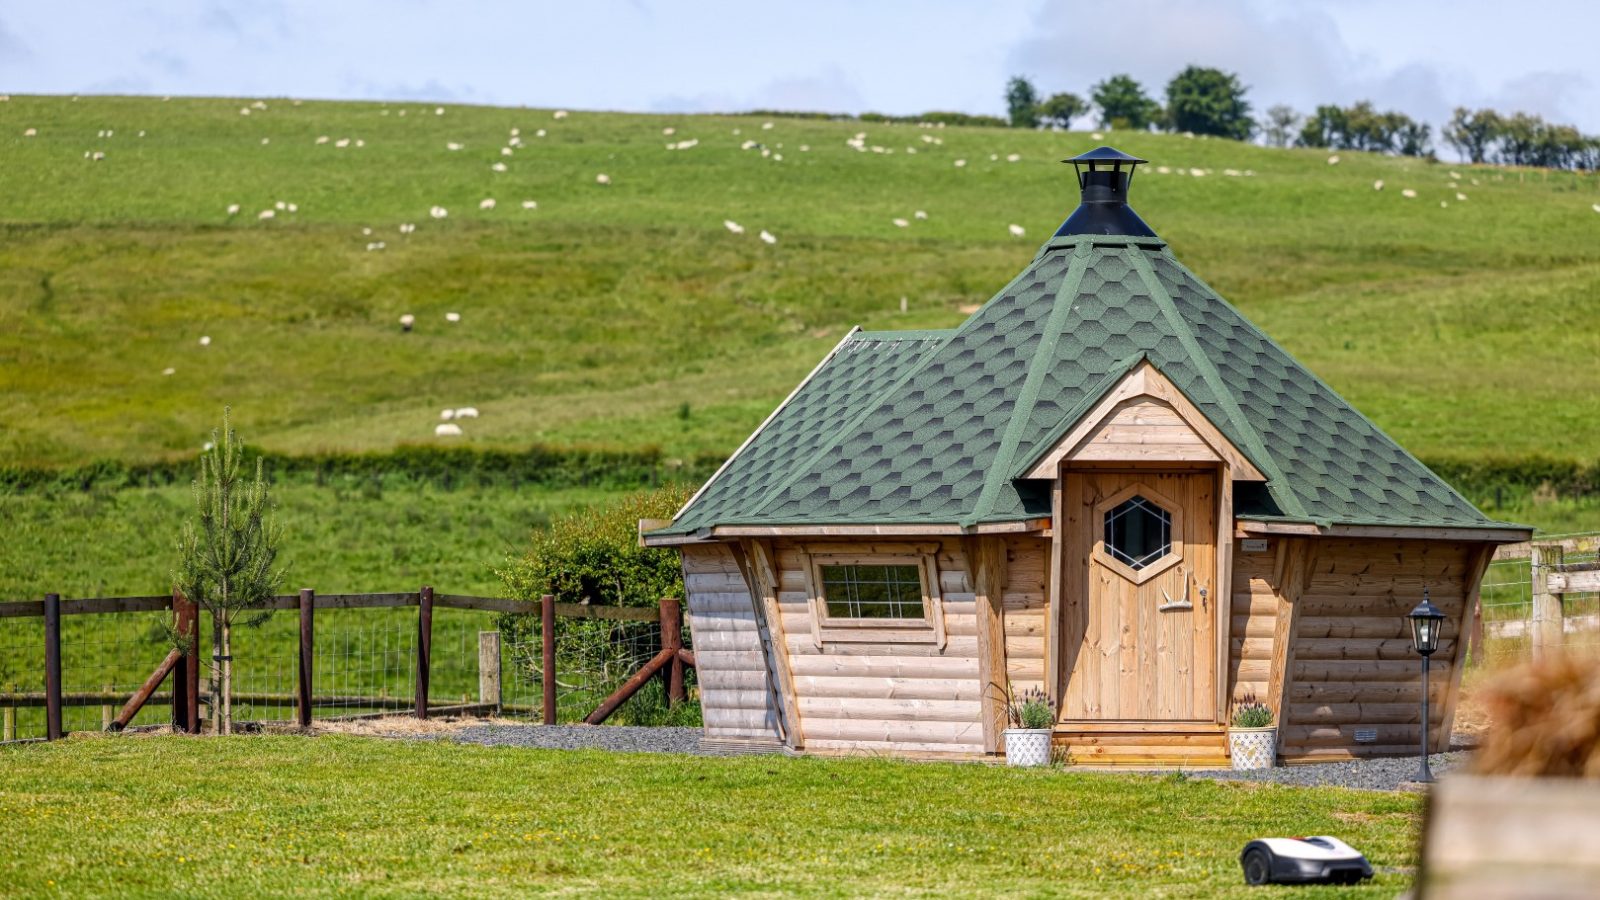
top-left (0, 734), bottom-right (1420, 897)
top-left (3, 94), bottom-right (1598, 467)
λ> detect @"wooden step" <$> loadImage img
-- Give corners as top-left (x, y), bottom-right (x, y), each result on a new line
top-left (1053, 729), bottom-right (1231, 768)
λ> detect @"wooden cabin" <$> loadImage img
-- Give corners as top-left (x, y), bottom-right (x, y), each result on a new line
top-left (643, 147), bottom-right (1530, 765)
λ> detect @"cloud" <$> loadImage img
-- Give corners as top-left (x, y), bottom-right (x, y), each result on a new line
top-left (651, 67), bottom-right (867, 115)
top-left (1005, 0), bottom-right (1597, 132)
top-left (340, 76), bottom-right (479, 104)
top-left (0, 14), bottom-right (32, 66)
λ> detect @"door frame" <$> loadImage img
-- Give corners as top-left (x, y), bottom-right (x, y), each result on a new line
top-left (1046, 461), bottom-right (1234, 726)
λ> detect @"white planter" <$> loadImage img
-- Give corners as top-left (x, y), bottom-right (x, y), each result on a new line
top-left (1228, 726), bottom-right (1278, 771)
top-left (1003, 728), bottom-right (1053, 767)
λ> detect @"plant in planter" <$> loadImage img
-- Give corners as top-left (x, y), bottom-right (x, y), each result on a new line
top-left (1003, 684), bottom-right (1055, 767)
top-left (1228, 694), bottom-right (1277, 771)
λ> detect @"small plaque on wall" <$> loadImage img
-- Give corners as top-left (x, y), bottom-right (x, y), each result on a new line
top-left (1241, 539), bottom-right (1270, 553)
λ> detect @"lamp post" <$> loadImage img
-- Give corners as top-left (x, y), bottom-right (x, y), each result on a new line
top-left (1407, 590), bottom-right (1446, 783)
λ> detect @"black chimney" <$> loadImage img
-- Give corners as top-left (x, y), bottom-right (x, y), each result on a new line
top-left (1055, 146), bottom-right (1156, 238)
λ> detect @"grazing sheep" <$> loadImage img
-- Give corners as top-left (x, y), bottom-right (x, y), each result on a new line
top-left (446, 142), bottom-right (463, 151)
top-left (595, 173), bottom-right (611, 185)
top-left (954, 159), bottom-right (966, 167)
top-left (435, 107), bottom-right (445, 116)
top-left (400, 314), bottom-right (415, 332)
top-left (226, 204), bottom-right (241, 215)
top-left (553, 110), bottom-right (568, 119)
top-left (435, 423), bottom-right (463, 436)
top-left (1007, 224), bottom-right (1025, 237)
top-left (1401, 189), bottom-right (1417, 198)
top-left (1373, 180), bottom-right (1384, 191)
top-left (663, 127), bottom-right (676, 136)
top-left (491, 162), bottom-right (506, 172)
top-left (430, 206), bottom-right (448, 219)
top-left (892, 218), bottom-right (909, 228)
top-left (759, 230), bottom-right (776, 244)
top-left (446, 312), bottom-right (461, 322)
top-left (479, 198), bottom-right (496, 210)
top-left (162, 367), bottom-right (175, 376)
top-left (914, 210), bottom-right (928, 220)
top-left (1327, 155), bottom-right (1340, 165)
top-left (454, 407), bottom-right (479, 418)
top-left (199, 336), bottom-right (211, 346)
top-left (23, 128), bottom-right (35, 136)
top-left (258, 209), bottom-right (275, 219)
top-left (1456, 192), bottom-right (1468, 201)
top-left (521, 200), bottom-right (537, 210)
top-left (724, 220), bottom-right (744, 234)
top-left (440, 409), bottom-right (455, 420)
top-left (1006, 153), bottom-right (1020, 162)
top-left (316, 135), bottom-right (329, 144)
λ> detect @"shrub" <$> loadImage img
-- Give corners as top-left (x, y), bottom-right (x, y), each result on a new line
top-left (494, 486), bottom-right (696, 725)
top-left (1007, 684), bottom-right (1054, 730)
top-left (1231, 694), bottom-right (1273, 729)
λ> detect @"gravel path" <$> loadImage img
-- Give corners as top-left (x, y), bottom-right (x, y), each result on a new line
top-left (448, 724), bottom-right (1465, 790)
top-left (1180, 751), bottom-right (1465, 791)
top-left (453, 724), bottom-right (709, 755)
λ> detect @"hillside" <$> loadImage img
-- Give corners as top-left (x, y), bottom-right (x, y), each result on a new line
top-left (2, 94), bottom-right (1598, 471)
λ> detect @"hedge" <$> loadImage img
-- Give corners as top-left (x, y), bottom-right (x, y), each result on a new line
top-left (0, 444), bottom-right (724, 494)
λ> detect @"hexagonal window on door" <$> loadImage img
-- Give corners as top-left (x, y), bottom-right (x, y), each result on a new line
top-left (1104, 495), bottom-right (1172, 570)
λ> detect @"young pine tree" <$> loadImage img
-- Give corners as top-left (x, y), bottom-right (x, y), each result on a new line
top-left (173, 409), bottom-right (284, 735)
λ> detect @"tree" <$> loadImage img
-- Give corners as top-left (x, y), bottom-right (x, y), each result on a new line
top-left (1259, 105), bottom-right (1299, 148)
top-left (1163, 65), bottom-right (1253, 140)
top-left (1091, 74), bottom-right (1161, 131)
top-left (1443, 107), bottom-right (1502, 164)
top-left (1037, 91), bottom-right (1089, 130)
top-left (1297, 104), bottom-right (1347, 148)
top-left (1393, 117), bottom-right (1432, 158)
top-left (173, 409), bottom-right (283, 735)
top-left (1005, 76), bottom-right (1040, 129)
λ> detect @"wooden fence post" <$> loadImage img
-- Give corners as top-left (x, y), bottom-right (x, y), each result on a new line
top-left (416, 586), bottom-right (433, 720)
top-left (2, 702), bottom-right (13, 742)
top-left (171, 590), bottom-right (191, 733)
top-left (661, 597), bottom-right (685, 707)
top-left (101, 683), bottom-right (113, 731)
top-left (44, 593), bottom-right (62, 741)
top-left (541, 594), bottom-right (556, 725)
top-left (478, 632), bottom-right (501, 713)
top-left (297, 589), bottom-right (315, 728)
top-left (1532, 544), bottom-right (1564, 660)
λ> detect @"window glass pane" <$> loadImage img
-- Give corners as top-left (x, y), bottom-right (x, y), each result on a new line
top-left (1103, 495), bottom-right (1172, 570)
top-left (821, 564), bottom-right (924, 619)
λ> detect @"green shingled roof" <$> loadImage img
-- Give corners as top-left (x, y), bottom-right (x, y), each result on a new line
top-left (662, 234), bottom-right (1520, 536)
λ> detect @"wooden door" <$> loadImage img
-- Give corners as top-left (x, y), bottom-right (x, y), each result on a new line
top-left (1059, 469), bottom-right (1218, 722)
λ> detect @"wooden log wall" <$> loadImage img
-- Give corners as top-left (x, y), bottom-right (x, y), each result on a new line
top-left (680, 545), bottom-right (784, 742)
top-left (1230, 536), bottom-right (1486, 763)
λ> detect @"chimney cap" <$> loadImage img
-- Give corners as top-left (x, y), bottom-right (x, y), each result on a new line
top-left (1061, 145), bottom-right (1148, 166)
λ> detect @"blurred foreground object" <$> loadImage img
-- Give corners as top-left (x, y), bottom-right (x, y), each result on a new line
top-left (1418, 654), bottom-right (1600, 897)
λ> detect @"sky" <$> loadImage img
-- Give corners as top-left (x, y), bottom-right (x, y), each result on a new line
top-left (2, 0), bottom-right (1596, 134)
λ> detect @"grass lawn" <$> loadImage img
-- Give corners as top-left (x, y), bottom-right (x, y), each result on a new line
top-left (0, 734), bottom-right (1420, 898)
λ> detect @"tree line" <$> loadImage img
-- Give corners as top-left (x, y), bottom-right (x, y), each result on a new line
top-left (1006, 68), bottom-right (1600, 170)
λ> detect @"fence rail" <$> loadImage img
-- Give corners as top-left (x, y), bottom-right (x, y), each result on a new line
top-left (1477, 534), bottom-right (1600, 665)
top-left (0, 589), bottom-right (691, 744)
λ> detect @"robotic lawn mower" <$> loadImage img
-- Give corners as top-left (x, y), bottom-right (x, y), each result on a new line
top-left (1240, 836), bottom-right (1373, 885)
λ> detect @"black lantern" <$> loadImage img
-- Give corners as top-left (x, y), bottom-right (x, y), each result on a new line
top-left (1407, 589), bottom-right (1446, 783)
top-left (1408, 591), bottom-right (1445, 656)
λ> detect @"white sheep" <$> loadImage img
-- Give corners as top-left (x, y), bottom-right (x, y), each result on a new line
top-left (595, 173), bottom-right (611, 185)
top-left (1008, 224), bottom-right (1025, 237)
top-left (724, 220), bottom-right (744, 234)
top-left (454, 407), bottom-right (479, 418)
top-left (892, 218), bottom-right (909, 228)
top-left (446, 312), bottom-right (461, 322)
top-left (521, 200), bottom-right (538, 210)
top-left (400, 314), bottom-right (415, 332)
top-left (440, 409), bottom-right (455, 420)
top-left (226, 204), bottom-right (241, 215)
top-left (430, 206), bottom-right (448, 219)
top-left (759, 230), bottom-right (776, 244)
top-left (435, 423), bottom-right (463, 436)
top-left (479, 198), bottom-right (496, 210)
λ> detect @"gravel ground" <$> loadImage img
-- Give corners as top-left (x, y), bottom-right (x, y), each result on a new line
top-left (452, 724), bottom-right (709, 755)
top-left (1180, 751), bottom-right (1466, 791)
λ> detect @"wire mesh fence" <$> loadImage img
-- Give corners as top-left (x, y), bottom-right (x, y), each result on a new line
top-left (501, 614), bottom-right (695, 724)
top-left (1478, 533), bottom-right (1600, 666)
top-left (0, 591), bottom-right (696, 743)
